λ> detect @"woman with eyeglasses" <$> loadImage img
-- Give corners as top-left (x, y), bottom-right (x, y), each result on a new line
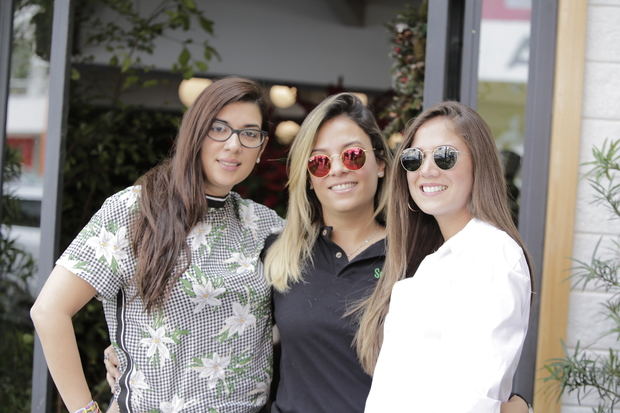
top-left (362, 101), bottom-right (532, 412)
top-left (31, 77), bottom-right (284, 413)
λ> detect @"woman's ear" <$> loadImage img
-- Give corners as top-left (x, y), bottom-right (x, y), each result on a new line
top-left (377, 159), bottom-right (386, 178)
top-left (257, 136), bottom-right (269, 162)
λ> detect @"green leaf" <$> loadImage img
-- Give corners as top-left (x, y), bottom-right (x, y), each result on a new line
top-left (122, 75), bottom-right (139, 89)
top-left (195, 61), bottom-right (208, 72)
top-left (71, 68), bottom-right (81, 80)
top-left (199, 16), bottom-right (214, 33)
top-left (110, 258), bottom-right (119, 274)
top-left (178, 47), bottom-right (190, 66)
top-left (121, 55), bottom-right (133, 72)
top-left (181, 0), bottom-right (197, 10)
top-left (192, 264), bottom-right (205, 278)
top-left (106, 221), bottom-right (119, 233)
top-left (183, 67), bottom-right (194, 79)
top-left (180, 278), bottom-right (194, 295)
top-left (143, 79), bottom-right (159, 88)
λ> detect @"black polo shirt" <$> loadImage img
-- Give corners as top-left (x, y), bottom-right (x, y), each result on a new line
top-left (267, 227), bottom-right (385, 413)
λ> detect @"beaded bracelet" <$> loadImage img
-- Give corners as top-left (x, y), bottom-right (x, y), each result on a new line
top-left (73, 400), bottom-right (101, 413)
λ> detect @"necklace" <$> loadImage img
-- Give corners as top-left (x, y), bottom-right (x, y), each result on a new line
top-left (346, 228), bottom-right (382, 259)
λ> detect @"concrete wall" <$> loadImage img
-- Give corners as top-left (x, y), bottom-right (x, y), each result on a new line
top-left (82, 0), bottom-right (413, 91)
top-left (562, 1), bottom-right (620, 412)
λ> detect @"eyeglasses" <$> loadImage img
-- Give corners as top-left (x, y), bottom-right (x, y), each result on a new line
top-left (400, 145), bottom-right (460, 172)
top-left (207, 121), bottom-right (267, 148)
top-left (307, 147), bottom-right (368, 177)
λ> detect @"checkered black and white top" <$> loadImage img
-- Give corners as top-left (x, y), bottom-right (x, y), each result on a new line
top-left (57, 186), bottom-right (284, 413)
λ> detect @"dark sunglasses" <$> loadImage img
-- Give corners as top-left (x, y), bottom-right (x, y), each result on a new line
top-left (307, 147), bottom-right (368, 178)
top-left (400, 145), bottom-right (460, 172)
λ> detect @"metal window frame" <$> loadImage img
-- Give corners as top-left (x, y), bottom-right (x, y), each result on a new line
top-left (459, 0), bottom-right (482, 108)
top-left (423, 0), bottom-right (559, 401)
top-left (423, 0), bottom-right (450, 108)
top-left (31, 1), bottom-right (74, 412)
top-left (0, 0), bottom-right (15, 220)
top-left (513, 0), bottom-right (558, 400)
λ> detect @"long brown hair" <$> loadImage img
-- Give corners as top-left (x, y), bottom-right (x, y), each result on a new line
top-left (353, 101), bottom-right (533, 374)
top-left (264, 93), bottom-right (393, 292)
top-left (132, 77), bottom-right (267, 311)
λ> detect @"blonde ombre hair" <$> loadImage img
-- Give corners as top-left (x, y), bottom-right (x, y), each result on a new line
top-left (353, 101), bottom-right (533, 374)
top-left (264, 93), bottom-right (392, 292)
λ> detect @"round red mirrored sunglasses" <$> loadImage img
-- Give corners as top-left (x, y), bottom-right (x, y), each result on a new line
top-left (307, 147), bottom-right (368, 178)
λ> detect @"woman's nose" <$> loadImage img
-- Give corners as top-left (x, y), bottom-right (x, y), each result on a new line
top-left (419, 153), bottom-right (439, 177)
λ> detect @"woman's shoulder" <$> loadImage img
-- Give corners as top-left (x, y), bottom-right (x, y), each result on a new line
top-left (93, 185), bottom-right (142, 216)
top-left (462, 219), bottom-right (525, 269)
top-left (230, 192), bottom-right (284, 221)
top-left (260, 232), bottom-right (280, 260)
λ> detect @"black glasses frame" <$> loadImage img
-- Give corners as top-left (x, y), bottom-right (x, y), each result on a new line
top-left (207, 121), bottom-right (268, 148)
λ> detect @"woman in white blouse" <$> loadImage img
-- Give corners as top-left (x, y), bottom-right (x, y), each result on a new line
top-left (359, 101), bottom-right (532, 413)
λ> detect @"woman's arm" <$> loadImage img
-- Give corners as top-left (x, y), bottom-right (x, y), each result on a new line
top-left (436, 263), bottom-right (530, 412)
top-left (502, 395), bottom-right (530, 413)
top-left (31, 265), bottom-right (98, 412)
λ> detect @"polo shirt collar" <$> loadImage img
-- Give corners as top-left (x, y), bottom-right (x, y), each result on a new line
top-left (318, 225), bottom-right (386, 261)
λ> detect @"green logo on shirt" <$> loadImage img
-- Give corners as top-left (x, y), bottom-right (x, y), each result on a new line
top-left (374, 268), bottom-right (382, 279)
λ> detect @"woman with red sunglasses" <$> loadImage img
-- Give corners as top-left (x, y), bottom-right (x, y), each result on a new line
top-left (362, 101), bottom-right (532, 412)
top-left (262, 93), bottom-right (391, 412)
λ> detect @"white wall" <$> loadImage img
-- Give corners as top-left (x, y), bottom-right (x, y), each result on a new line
top-left (83, 0), bottom-right (413, 91)
top-left (562, 1), bottom-right (620, 412)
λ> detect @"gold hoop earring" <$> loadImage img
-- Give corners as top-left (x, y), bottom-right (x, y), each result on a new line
top-left (407, 199), bottom-right (417, 212)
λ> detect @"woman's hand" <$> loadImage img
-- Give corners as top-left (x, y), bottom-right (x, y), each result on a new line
top-left (500, 394), bottom-right (530, 413)
top-left (106, 400), bottom-right (120, 413)
top-left (103, 345), bottom-right (121, 392)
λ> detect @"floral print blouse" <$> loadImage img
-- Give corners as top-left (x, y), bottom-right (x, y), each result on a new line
top-left (57, 186), bottom-right (284, 413)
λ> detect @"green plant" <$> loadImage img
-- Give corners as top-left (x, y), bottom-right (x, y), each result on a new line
top-left (544, 139), bottom-right (620, 412)
top-left (380, 2), bottom-right (427, 142)
top-left (0, 147), bottom-right (37, 413)
top-left (23, 0), bottom-right (218, 98)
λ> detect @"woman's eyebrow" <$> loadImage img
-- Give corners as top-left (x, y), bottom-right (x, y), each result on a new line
top-left (213, 118), bottom-right (261, 128)
top-left (310, 140), bottom-right (366, 154)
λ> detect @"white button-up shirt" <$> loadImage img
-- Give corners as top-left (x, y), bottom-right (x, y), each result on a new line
top-left (365, 218), bottom-right (531, 413)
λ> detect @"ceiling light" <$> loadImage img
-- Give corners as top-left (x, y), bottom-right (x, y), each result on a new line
top-left (275, 121), bottom-right (301, 145)
top-left (388, 132), bottom-right (404, 150)
top-left (270, 85), bottom-right (297, 108)
top-left (352, 92), bottom-right (368, 105)
top-left (178, 77), bottom-right (212, 107)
